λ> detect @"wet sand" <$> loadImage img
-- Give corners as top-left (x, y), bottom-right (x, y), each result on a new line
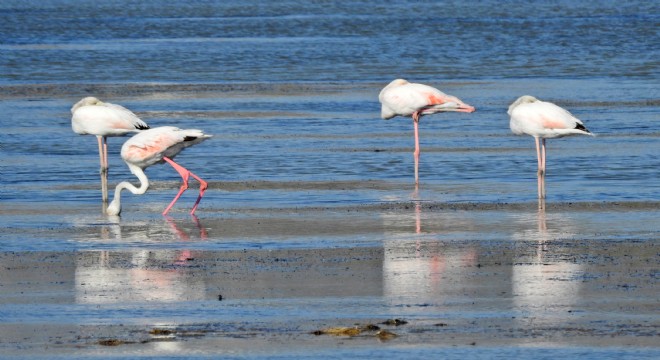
top-left (0, 200), bottom-right (658, 358)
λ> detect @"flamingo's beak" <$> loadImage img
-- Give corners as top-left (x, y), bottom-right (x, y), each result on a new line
top-left (458, 104), bottom-right (476, 113)
top-left (439, 99), bottom-right (476, 113)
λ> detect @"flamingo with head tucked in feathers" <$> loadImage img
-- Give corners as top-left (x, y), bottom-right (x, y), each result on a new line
top-left (378, 79), bottom-right (475, 185)
top-left (508, 95), bottom-right (594, 199)
top-left (71, 97), bottom-right (149, 205)
top-left (106, 126), bottom-right (212, 216)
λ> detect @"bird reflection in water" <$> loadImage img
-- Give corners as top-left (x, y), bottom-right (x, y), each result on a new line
top-left (76, 216), bottom-right (209, 304)
top-left (412, 187), bottom-right (422, 235)
top-left (536, 198), bottom-right (548, 261)
top-left (381, 188), bottom-right (478, 304)
top-left (100, 214), bottom-right (208, 243)
top-left (511, 198), bottom-right (583, 323)
top-left (164, 214), bottom-right (208, 242)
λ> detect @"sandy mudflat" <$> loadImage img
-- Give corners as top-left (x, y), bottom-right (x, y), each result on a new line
top-left (0, 201), bottom-right (658, 358)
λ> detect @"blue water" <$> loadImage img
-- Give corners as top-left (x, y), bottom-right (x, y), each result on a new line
top-left (1, 0), bottom-right (659, 206)
top-left (1, 0), bottom-right (658, 82)
top-left (0, 1), bottom-right (659, 358)
top-left (0, 0), bottom-right (658, 209)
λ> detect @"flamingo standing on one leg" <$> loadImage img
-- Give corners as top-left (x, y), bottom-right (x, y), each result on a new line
top-left (71, 97), bottom-right (149, 205)
top-left (378, 79), bottom-right (475, 185)
top-left (106, 126), bottom-right (212, 216)
top-left (508, 95), bottom-right (594, 199)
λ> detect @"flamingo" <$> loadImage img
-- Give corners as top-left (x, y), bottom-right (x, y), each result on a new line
top-left (71, 97), bottom-right (149, 205)
top-left (508, 95), bottom-right (594, 199)
top-left (106, 126), bottom-right (212, 216)
top-left (378, 79), bottom-right (475, 185)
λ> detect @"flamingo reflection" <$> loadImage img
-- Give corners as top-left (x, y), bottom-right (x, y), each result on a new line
top-left (413, 188), bottom-right (422, 234)
top-left (381, 192), bottom-right (478, 305)
top-left (75, 217), bottom-right (209, 304)
top-left (164, 215), bottom-right (208, 241)
top-left (511, 201), bottom-right (584, 319)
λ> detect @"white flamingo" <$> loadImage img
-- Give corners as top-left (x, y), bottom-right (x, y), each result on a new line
top-left (379, 79), bottom-right (475, 185)
top-left (106, 126), bottom-right (212, 216)
top-left (71, 97), bottom-right (149, 204)
top-left (508, 95), bottom-right (594, 199)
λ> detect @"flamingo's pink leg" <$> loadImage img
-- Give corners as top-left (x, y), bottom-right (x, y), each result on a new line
top-left (161, 157), bottom-right (207, 215)
top-left (162, 157), bottom-right (191, 215)
top-left (541, 138), bottom-right (547, 173)
top-left (412, 111), bottom-right (421, 185)
top-left (97, 136), bottom-right (109, 204)
top-left (535, 137), bottom-right (546, 199)
top-left (103, 136), bottom-right (109, 197)
top-left (102, 136), bottom-right (109, 170)
top-left (97, 136), bottom-right (104, 169)
top-left (534, 137), bottom-right (542, 175)
top-left (540, 138), bottom-right (547, 199)
top-left (187, 172), bottom-right (208, 215)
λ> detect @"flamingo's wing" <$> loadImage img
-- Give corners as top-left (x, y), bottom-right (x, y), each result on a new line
top-left (121, 127), bottom-right (182, 164)
top-left (380, 83), bottom-right (448, 118)
top-left (103, 102), bottom-right (150, 130)
top-left (532, 101), bottom-right (583, 130)
top-left (122, 127), bottom-right (212, 166)
top-left (510, 100), bottom-right (590, 137)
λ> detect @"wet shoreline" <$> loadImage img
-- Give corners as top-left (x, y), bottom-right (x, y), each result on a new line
top-left (1, 224), bottom-right (657, 357)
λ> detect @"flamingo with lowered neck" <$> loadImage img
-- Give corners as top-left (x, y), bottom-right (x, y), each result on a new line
top-left (106, 126), bottom-right (212, 216)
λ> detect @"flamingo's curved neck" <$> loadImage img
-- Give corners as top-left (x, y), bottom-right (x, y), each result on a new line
top-left (106, 163), bottom-right (149, 215)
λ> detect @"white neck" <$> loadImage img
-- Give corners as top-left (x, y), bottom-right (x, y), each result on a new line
top-left (106, 163), bottom-right (149, 216)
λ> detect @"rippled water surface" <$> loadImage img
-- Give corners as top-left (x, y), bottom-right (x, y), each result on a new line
top-left (0, 1), bottom-right (658, 208)
top-left (0, 0), bottom-right (658, 358)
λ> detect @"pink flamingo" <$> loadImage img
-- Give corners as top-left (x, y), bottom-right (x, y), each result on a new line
top-left (378, 79), bottom-right (475, 185)
top-left (106, 126), bottom-right (212, 216)
top-left (508, 95), bottom-right (594, 199)
top-left (71, 97), bottom-right (149, 204)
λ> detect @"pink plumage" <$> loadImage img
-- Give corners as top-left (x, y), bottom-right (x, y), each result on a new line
top-left (71, 97), bottom-right (149, 205)
top-left (71, 97), bottom-right (148, 136)
top-left (378, 79), bottom-right (475, 185)
top-left (508, 95), bottom-right (594, 199)
top-left (107, 126), bottom-right (212, 216)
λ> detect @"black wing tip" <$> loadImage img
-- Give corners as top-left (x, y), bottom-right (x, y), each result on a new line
top-left (135, 124), bottom-right (150, 130)
top-left (183, 136), bottom-right (197, 142)
top-left (575, 123), bottom-right (590, 133)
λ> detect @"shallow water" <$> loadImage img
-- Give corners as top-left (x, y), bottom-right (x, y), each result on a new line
top-left (1, 0), bottom-right (658, 82)
top-left (0, 0), bottom-right (659, 358)
top-left (1, 79), bottom-right (658, 207)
